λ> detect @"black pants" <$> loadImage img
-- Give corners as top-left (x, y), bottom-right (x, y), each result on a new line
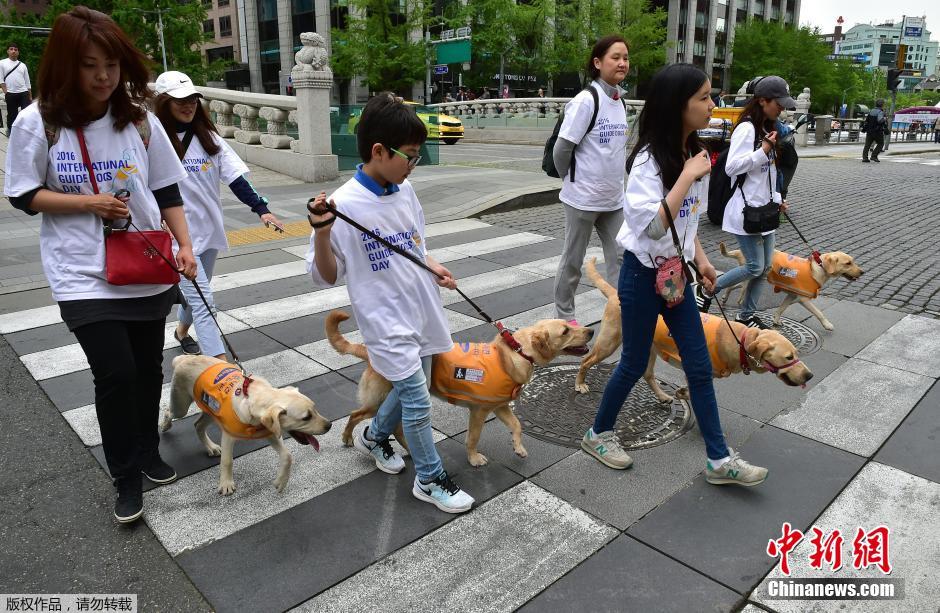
top-left (862, 132), bottom-right (884, 160)
top-left (4, 91), bottom-right (30, 130)
top-left (73, 319), bottom-right (166, 484)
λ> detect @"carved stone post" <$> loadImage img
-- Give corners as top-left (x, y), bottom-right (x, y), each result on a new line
top-left (233, 104), bottom-right (261, 144)
top-left (210, 100), bottom-right (236, 138)
top-left (795, 87), bottom-right (811, 147)
top-left (260, 106), bottom-right (293, 149)
top-left (290, 32), bottom-right (338, 180)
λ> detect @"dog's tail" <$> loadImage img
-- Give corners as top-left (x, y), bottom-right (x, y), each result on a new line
top-left (325, 310), bottom-right (369, 361)
top-left (586, 257), bottom-right (617, 300)
top-left (718, 241), bottom-right (743, 261)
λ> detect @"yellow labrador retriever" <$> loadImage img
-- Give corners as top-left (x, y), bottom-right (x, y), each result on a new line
top-left (717, 243), bottom-right (864, 331)
top-left (327, 311), bottom-right (593, 467)
top-left (574, 258), bottom-right (813, 399)
top-left (160, 355), bottom-right (331, 495)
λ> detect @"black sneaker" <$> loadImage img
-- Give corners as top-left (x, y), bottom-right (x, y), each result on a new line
top-left (695, 284), bottom-right (713, 313)
top-left (114, 477), bottom-right (143, 523)
top-left (871, 157), bottom-right (880, 163)
top-left (862, 158), bottom-right (870, 163)
top-left (142, 455), bottom-right (177, 484)
top-left (174, 329), bottom-right (201, 355)
top-left (736, 315), bottom-right (770, 330)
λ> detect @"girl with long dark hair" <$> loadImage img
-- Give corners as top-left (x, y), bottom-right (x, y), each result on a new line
top-left (581, 63), bottom-right (768, 486)
top-left (552, 35), bottom-right (630, 325)
top-left (3, 6), bottom-right (197, 522)
top-left (699, 76), bottom-right (795, 327)
top-left (153, 70), bottom-right (282, 358)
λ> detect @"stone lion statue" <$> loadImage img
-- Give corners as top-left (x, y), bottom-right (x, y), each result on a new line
top-left (295, 32), bottom-right (329, 72)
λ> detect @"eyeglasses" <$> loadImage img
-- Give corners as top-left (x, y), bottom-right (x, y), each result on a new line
top-left (387, 146), bottom-right (422, 169)
top-left (171, 96), bottom-right (200, 106)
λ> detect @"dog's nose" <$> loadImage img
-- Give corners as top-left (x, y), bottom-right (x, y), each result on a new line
top-left (322, 421), bottom-right (332, 432)
top-left (587, 328), bottom-right (595, 339)
top-left (804, 372), bottom-right (814, 382)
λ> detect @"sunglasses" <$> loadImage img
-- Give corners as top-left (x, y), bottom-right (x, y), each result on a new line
top-left (171, 95), bottom-right (201, 106)
top-left (387, 146), bottom-right (422, 169)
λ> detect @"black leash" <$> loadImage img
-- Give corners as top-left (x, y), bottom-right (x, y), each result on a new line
top-left (781, 210), bottom-right (822, 265)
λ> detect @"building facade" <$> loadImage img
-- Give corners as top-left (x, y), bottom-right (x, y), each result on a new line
top-left (834, 18), bottom-right (938, 83)
top-left (202, 0), bottom-right (243, 67)
top-left (659, 0), bottom-right (800, 92)
top-left (2, 0), bottom-right (50, 18)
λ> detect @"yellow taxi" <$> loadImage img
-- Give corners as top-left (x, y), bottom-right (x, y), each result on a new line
top-left (347, 101), bottom-right (464, 145)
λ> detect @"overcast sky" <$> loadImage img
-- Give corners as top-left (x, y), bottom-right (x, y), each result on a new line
top-left (798, 1), bottom-right (939, 35)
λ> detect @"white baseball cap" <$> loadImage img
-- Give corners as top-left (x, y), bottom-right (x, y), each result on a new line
top-left (154, 71), bottom-right (202, 99)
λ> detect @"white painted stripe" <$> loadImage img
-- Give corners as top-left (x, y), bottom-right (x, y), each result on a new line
top-left (513, 247), bottom-right (605, 278)
top-left (442, 232), bottom-right (552, 258)
top-left (440, 268), bottom-right (545, 306)
top-left (294, 481), bottom-right (616, 613)
top-left (224, 285), bottom-right (351, 329)
top-left (500, 288), bottom-right (609, 329)
top-left (0, 304), bottom-right (62, 334)
top-left (211, 260), bottom-right (308, 292)
top-left (143, 416), bottom-right (445, 556)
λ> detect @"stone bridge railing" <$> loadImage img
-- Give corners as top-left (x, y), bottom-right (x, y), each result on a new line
top-left (427, 97), bottom-right (645, 123)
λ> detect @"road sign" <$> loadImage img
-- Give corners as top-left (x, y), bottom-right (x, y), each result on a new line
top-left (434, 65), bottom-right (449, 75)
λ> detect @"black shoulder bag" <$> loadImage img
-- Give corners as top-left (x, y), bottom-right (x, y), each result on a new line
top-left (741, 142), bottom-right (780, 233)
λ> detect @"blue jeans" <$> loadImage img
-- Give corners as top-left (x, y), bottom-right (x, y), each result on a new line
top-left (177, 249), bottom-right (225, 358)
top-left (370, 356), bottom-right (444, 482)
top-left (593, 251), bottom-right (730, 461)
top-left (712, 232), bottom-right (775, 319)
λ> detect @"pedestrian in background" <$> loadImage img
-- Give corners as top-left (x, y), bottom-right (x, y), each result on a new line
top-left (552, 35), bottom-right (630, 325)
top-left (3, 7), bottom-right (197, 523)
top-left (862, 99), bottom-right (887, 163)
top-left (1, 43), bottom-right (32, 135)
top-left (699, 76), bottom-right (794, 329)
top-left (933, 114), bottom-right (940, 144)
top-left (154, 70), bottom-right (283, 358)
top-left (583, 62), bottom-right (768, 487)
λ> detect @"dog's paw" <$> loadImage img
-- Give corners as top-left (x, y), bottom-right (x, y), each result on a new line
top-left (468, 452), bottom-right (489, 467)
top-left (514, 445), bottom-right (528, 459)
top-left (218, 480), bottom-right (236, 496)
top-left (341, 433), bottom-right (354, 447)
top-left (574, 382), bottom-right (590, 394)
top-left (674, 387), bottom-right (689, 401)
top-left (273, 476), bottom-right (289, 493)
top-left (205, 442), bottom-right (222, 457)
top-left (158, 415), bottom-right (172, 432)
top-left (822, 320), bottom-right (834, 331)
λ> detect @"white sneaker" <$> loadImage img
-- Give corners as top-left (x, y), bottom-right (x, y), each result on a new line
top-left (412, 471), bottom-right (474, 513)
top-left (354, 425), bottom-right (405, 474)
top-left (581, 428), bottom-right (633, 469)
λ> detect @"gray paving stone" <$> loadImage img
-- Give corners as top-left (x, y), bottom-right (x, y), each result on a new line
top-left (771, 358), bottom-right (933, 457)
top-left (0, 286), bottom-right (54, 314)
top-left (293, 371), bottom-right (361, 421)
top-left (519, 534), bottom-right (744, 613)
top-left (257, 309), bottom-right (360, 349)
top-left (477, 237), bottom-right (563, 266)
top-left (801, 301), bottom-right (904, 357)
top-left (212, 248), bottom-right (301, 275)
top-left (752, 462), bottom-right (940, 612)
top-left (454, 428), bottom-right (578, 478)
top-left (530, 408), bottom-right (762, 530)
top-left (875, 381), bottom-right (940, 484)
top-left (627, 425), bottom-right (865, 594)
top-left (854, 314), bottom-right (940, 378)
top-left (446, 278), bottom-right (590, 320)
top-left (40, 369), bottom-right (95, 412)
top-left (4, 321), bottom-right (73, 355)
top-left (176, 438), bottom-right (522, 613)
top-left (213, 274), bottom-right (318, 311)
top-left (712, 349), bottom-right (847, 423)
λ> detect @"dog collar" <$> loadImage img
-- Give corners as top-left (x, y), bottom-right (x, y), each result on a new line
top-left (242, 375), bottom-right (253, 398)
top-left (495, 322), bottom-right (535, 364)
top-left (738, 331), bottom-right (803, 375)
top-left (738, 334), bottom-right (753, 375)
top-left (811, 250), bottom-right (823, 266)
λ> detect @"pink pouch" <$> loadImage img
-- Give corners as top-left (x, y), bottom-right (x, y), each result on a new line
top-left (654, 256), bottom-right (687, 308)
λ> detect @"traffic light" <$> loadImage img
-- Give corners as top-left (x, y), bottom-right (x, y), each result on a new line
top-left (896, 44), bottom-right (908, 69)
top-left (887, 68), bottom-right (902, 91)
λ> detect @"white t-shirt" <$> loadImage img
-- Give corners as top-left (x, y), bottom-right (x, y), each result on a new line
top-left (305, 177), bottom-right (453, 381)
top-left (177, 131), bottom-right (249, 255)
top-left (0, 58), bottom-right (30, 94)
top-left (558, 81), bottom-right (628, 212)
top-left (617, 149), bottom-right (705, 268)
top-left (3, 104), bottom-right (188, 301)
top-left (722, 121), bottom-right (781, 236)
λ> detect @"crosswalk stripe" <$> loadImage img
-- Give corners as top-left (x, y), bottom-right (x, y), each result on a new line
top-left (293, 481), bottom-right (616, 612)
top-left (0, 304), bottom-right (62, 335)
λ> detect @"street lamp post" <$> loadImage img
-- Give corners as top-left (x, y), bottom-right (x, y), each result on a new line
top-left (132, 7), bottom-right (169, 73)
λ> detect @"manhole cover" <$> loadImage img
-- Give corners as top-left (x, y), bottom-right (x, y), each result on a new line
top-left (515, 363), bottom-right (695, 450)
top-left (720, 310), bottom-right (823, 355)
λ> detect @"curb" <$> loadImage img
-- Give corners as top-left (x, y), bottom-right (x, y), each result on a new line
top-left (426, 184), bottom-right (561, 222)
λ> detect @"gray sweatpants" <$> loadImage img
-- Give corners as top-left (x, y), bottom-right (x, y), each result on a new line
top-left (554, 204), bottom-right (623, 320)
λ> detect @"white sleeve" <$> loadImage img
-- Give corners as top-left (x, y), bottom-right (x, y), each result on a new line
top-left (558, 91), bottom-right (594, 145)
top-left (24, 67), bottom-right (30, 91)
top-left (623, 153), bottom-right (664, 234)
top-left (144, 112), bottom-right (188, 191)
top-left (214, 135), bottom-right (250, 184)
top-left (725, 122), bottom-right (767, 176)
top-left (2, 114), bottom-right (47, 197)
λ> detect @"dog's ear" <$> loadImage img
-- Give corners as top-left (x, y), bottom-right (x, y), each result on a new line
top-left (531, 330), bottom-right (553, 361)
top-left (821, 254), bottom-right (839, 276)
top-left (260, 405), bottom-right (286, 437)
top-left (745, 331), bottom-right (773, 361)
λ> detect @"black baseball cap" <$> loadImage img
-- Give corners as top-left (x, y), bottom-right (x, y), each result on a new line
top-left (753, 76), bottom-right (796, 110)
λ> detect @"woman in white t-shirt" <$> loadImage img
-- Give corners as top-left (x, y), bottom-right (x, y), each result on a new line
top-left (153, 70), bottom-right (283, 358)
top-left (699, 76), bottom-right (795, 328)
top-left (552, 35), bottom-right (630, 325)
top-left (3, 7), bottom-right (197, 523)
top-left (581, 63), bottom-right (768, 487)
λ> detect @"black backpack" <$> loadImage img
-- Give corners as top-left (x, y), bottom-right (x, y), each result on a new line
top-left (707, 121), bottom-right (760, 225)
top-left (542, 87), bottom-right (600, 180)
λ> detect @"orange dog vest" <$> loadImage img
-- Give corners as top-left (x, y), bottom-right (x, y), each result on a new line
top-left (653, 313), bottom-right (734, 378)
top-left (432, 343), bottom-right (522, 406)
top-left (767, 252), bottom-right (821, 299)
top-left (193, 363), bottom-right (271, 440)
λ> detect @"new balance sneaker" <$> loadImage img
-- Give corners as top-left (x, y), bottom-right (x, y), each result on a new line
top-left (412, 471), bottom-right (474, 513)
top-left (695, 284), bottom-right (713, 313)
top-left (114, 476), bottom-right (143, 523)
top-left (736, 314), bottom-right (770, 330)
top-left (141, 455), bottom-right (177, 484)
top-left (581, 428), bottom-right (633, 469)
top-left (354, 425), bottom-right (405, 474)
top-left (706, 448), bottom-right (768, 486)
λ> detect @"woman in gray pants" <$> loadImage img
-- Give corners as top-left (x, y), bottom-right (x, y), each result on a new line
top-left (552, 35), bottom-right (630, 324)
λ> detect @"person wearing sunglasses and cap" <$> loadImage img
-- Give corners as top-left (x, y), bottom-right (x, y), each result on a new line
top-left (698, 76), bottom-right (796, 329)
top-left (153, 70), bottom-right (283, 358)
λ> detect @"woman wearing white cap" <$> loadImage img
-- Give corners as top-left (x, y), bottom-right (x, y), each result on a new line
top-left (698, 75), bottom-right (795, 328)
top-left (154, 70), bottom-right (283, 358)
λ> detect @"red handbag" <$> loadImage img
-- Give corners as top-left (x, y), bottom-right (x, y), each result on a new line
top-left (77, 128), bottom-right (180, 286)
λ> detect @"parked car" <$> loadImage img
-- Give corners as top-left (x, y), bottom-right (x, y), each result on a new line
top-left (347, 101), bottom-right (464, 145)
